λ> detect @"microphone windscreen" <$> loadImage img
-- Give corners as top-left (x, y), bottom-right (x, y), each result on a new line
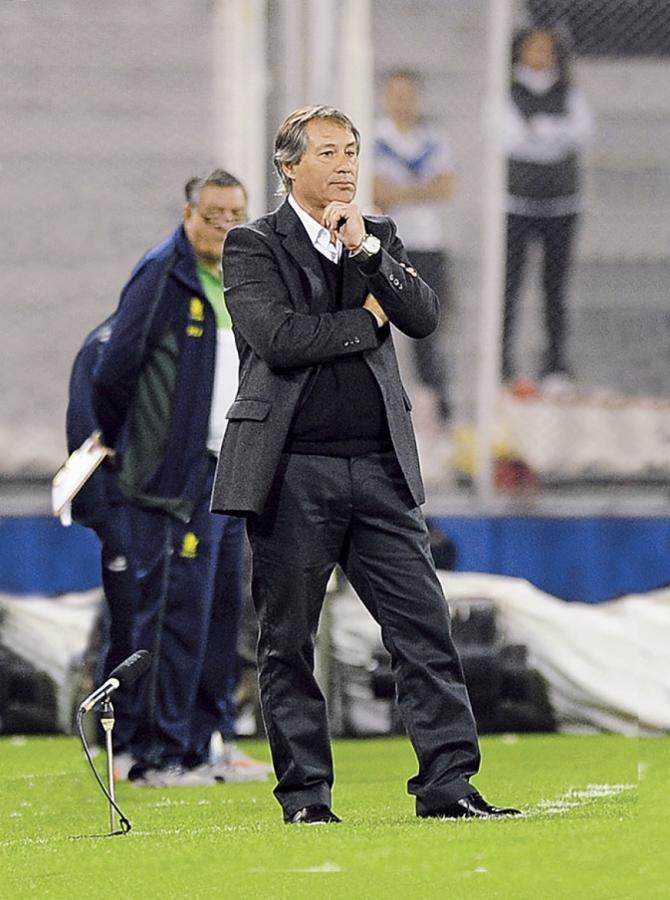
top-left (107, 650), bottom-right (152, 688)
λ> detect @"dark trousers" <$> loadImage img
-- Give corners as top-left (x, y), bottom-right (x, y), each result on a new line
top-left (503, 213), bottom-right (578, 379)
top-left (247, 451), bottom-right (480, 817)
top-left (92, 504), bottom-right (138, 750)
top-left (126, 459), bottom-right (245, 767)
top-left (189, 507), bottom-right (246, 753)
top-left (407, 249), bottom-right (450, 420)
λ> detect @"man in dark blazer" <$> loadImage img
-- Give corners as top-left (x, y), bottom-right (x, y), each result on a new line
top-left (212, 106), bottom-right (520, 824)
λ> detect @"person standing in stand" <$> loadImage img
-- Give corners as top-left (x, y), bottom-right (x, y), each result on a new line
top-left (502, 27), bottom-right (594, 391)
top-left (373, 69), bottom-right (455, 425)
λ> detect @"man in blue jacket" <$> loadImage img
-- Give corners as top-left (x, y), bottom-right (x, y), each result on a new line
top-left (93, 170), bottom-right (270, 786)
top-left (66, 315), bottom-right (138, 764)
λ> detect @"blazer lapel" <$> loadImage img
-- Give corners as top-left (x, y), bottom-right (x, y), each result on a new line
top-left (276, 199), bottom-right (330, 313)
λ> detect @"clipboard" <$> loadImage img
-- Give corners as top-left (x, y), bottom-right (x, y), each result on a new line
top-left (51, 431), bottom-right (109, 525)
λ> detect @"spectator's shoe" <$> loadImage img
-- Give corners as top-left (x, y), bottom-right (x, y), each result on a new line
top-left (209, 760), bottom-right (270, 783)
top-left (540, 371), bottom-right (576, 399)
top-left (285, 805), bottom-right (341, 825)
top-left (209, 737), bottom-right (273, 782)
top-left (417, 791), bottom-right (522, 819)
top-left (225, 744), bottom-right (272, 773)
top-left (128, 763), bottom-right (216, 788)
top-left (508, 375), bottom-right (539, 398)
top-left (112, 752), bottom-right (136, 782)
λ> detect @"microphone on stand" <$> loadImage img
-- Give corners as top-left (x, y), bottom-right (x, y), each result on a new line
top-left (79, 649), bottom-right (152, 713)
top-left (77, 649), bottom-right (152, 835)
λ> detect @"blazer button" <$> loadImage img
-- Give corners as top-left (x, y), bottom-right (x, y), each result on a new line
top-left (343, 340), bottom-right (351, 347)
top-left (353, 336), bottom-right (360, 344)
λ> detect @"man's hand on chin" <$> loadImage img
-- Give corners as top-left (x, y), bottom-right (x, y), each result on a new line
top-left (321, 201), bottom-right (365, 251)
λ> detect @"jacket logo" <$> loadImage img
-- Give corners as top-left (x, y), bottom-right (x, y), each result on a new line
top-left (105, 555), bottom-right (128, 573)
top-left (190, 298), bottom-right (205, 321)
top-left (186, 324), bottom-right (203, 337)
top-left (179, 532), bottom-right (199, 559)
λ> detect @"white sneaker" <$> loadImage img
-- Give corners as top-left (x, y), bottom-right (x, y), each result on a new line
top-left (209, 760), bottom-right (270, 783)
top-left (223, 743), bottom-right (273, 772)
top-left (113, 751), bottom-right (136, 782)
top-left (129, 764), bottom-right (217, 788)
top-left (540, 372), bottom-right (576, 399)
top-left (209, 735), bottom-right (273, 782)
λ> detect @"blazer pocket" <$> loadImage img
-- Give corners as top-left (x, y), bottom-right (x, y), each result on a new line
top-left (226, 399), bottom-right (272, 421)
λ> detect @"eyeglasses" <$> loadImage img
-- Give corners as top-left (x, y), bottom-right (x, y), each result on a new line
top-left (196, 207), bottom-right (246, 228)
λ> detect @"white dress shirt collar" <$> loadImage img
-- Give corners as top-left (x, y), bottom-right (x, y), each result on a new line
top-left (288, 193), bottom-right (342, 264)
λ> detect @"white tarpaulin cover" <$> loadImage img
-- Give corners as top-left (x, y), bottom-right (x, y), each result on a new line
top-left (437, 572), bottom-right (670, 735)
top-left (0, 589), bottom-right (101, 732)
top-left (1, 575), bottom-right (669, 735)
top-left (330, 572), bottom-right (670, 736)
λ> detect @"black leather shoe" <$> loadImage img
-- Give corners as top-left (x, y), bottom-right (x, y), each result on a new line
top-left (285, 804), bottom-right (342, 825)
top-left (417, 791), bottom-right (522, 819)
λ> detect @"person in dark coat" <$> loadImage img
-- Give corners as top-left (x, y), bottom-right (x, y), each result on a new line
top-left (211, 106), bottom-right (520, 824)
top-left (502, 26), bottom-right (594, 388)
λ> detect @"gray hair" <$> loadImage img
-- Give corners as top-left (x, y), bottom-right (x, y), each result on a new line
top-left (272, 105), bottom-right (361, 194)
top-left (184, 168), bottom-right (247, 205)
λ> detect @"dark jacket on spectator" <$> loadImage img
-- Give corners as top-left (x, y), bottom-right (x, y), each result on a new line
top-left (94, 226), bottom-right (217, 522)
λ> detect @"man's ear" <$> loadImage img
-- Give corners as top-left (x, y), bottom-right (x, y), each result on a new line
top-left (183, 202), bottom-right (194, 224)
top-left (282, 163), bottom-right (295, 183)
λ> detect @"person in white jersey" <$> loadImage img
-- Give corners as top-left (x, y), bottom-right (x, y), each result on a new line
top-left (373, 69), bottom-right (455, 424)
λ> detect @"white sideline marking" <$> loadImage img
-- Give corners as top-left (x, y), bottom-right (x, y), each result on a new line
top-left (0, 783), bottom-right (637, 850)
top-left (146, 797), bottom-right (212, 808)
top-left (0, 822), bottom-right (262, 849)
top-left (250, 861), bottom-right (342, 874)
top-left (8, 771), bottom-right (74, 780)
top-left (295, 862), bottom-right (341, 873)
top-left (533, 782), bottom-right (636, 815)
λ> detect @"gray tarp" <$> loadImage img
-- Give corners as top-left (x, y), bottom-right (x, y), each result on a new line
top-left (2, 575), bottom-right (669, 735)
top-left (329, 573), bottom-right (670, 736)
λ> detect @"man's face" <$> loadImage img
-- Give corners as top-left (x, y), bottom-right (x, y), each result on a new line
top-left (520, 31), bottom-right (556, 71)
top-left (385, 75), bottom-right (417, 122)
top-left (183, 184), bottom-right (247, 266)
top-left (284, 118), bottom-right (359, 215)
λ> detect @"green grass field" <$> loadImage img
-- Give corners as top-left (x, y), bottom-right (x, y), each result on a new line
top-left (0, 733), bottom-right (666, 899)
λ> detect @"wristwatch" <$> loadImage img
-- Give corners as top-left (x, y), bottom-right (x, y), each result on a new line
top-left (350, 233), bottom-right (381, 261)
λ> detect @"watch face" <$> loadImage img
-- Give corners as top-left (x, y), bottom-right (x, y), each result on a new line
top-left (365, 235), bottom-right (381, 254)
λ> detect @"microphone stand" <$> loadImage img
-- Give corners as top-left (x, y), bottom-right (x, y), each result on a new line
top-left (76, 699), bottom-right (132, 835)
top-left (99, 699), bottom-right (117, 835)
top-left (75, 649), bottom-right (152, 836)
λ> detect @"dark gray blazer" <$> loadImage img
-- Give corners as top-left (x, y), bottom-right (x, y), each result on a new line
top-left (211, 198), bottom-right (439, 516)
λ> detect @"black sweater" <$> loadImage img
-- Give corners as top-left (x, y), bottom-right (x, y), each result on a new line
top-left (286, 251), bottom-right (391, 457)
